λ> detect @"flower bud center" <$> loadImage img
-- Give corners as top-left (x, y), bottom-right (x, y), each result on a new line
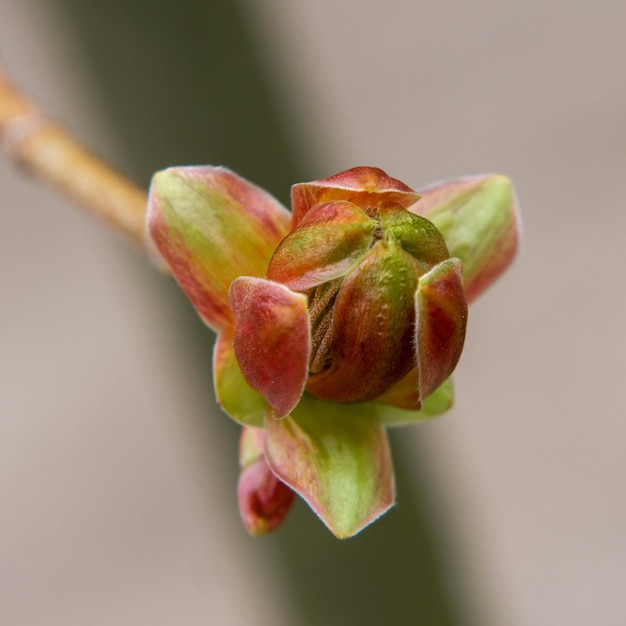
top-left (364, 206), bottom-right (384, 241)
top-left (307, 278), bottom-right (342, 373)
top-left (307, 206), bottom-right (383, 375)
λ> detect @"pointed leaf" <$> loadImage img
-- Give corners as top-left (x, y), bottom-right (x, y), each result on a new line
top-left (213, 332), bottom-right (267, 427)
top-left (415, 258), bottom-right (467, 400)
top-left (147, 166), bottom-right (291, 330)
top-left (292, 166), bottom-right (420, 227)
top-left (230, 277), bottom-right (310, 419)
top-left (264, 394), bottom-right (394, 538)
top-left (411, 174), bottom-right (520, 303)
top-left (377, 378), bottom-right (455, 426)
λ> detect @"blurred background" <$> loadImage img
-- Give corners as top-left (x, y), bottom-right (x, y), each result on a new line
top-left (1, 0), bottom-right (625, 624)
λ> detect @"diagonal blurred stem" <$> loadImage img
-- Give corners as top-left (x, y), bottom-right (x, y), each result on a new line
top-left (0, 67), bottom-right (149, 251)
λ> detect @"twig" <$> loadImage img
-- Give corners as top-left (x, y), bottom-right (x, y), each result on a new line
top-left (0, 66), bottom-right (149, 250)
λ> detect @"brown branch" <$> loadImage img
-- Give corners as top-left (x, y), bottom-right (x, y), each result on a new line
top-left (0, 66), bottom-right (150, 251)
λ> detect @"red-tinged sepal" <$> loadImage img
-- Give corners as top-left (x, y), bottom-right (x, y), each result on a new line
top-left (291, 166), bottom-right (421, 228)
top-left (238, 427), bottom-right (295, 535)
top-left (230, 277), bottom-right (310, 419)
top-left (264, 394), bottom-right (394, 539)
top-left (147, 166), bottom-right (291, 331)
top-left (411, 174), bottom-right (521, 303)
top-left (267, 200), bottom-right (377, 291)
top-left (415, 258), bottom-right (467, 400)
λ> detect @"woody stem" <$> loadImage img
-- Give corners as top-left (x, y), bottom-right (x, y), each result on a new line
top-left (0, 66), bottom-right (150, 251)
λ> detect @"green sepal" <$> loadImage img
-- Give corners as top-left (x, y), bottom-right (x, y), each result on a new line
top-left (264, 393), bottom-right (394, 538)
top-left (213, 332), bottom-right (267, 427)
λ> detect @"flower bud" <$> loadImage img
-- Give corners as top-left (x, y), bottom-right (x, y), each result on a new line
top-left (148, 163), bottom-right (519, 538)
top-left (267, 188), bottom-right (466, 406)
top-left (237, 427), bottom-right (295, 535)
top-left (230, 167), bottom-right (468, 416)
